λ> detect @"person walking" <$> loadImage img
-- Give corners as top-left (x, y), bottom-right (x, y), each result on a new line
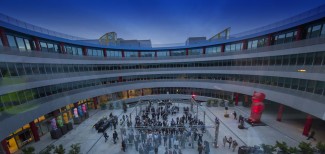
top-left (198, 143), bottom-right (204, 154)
top-left (174, 139), bottom-right (179, 149)
top-left (307, 130), bottom-right (316, 141)
top-left (113, 131), bottom-right (118, 144)
top-left (122, 140), bottom-right (126, 152)
top-left (154, 145), bottom-right (158, 154)
top-left (233, 111), bottom-right (237, 120)
top-left (228, 137), bottom-right (233, 149)
top-left (135, 138), bottom-right (139, 151)
top-left (204, 141), bottom-right (210, 154)
top-left (104, 132), bottom-right (109, 142)
top-left (232, 140), bottom-right (238, 152)
top-left (223, 136), bottom-right (227, 147)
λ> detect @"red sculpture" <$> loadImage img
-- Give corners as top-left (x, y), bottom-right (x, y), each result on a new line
top-left (248, 92), bottom-right (266, 123)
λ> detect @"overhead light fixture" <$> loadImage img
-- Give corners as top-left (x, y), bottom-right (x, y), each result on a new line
top-left (297, 69), bottom-right (306, 72)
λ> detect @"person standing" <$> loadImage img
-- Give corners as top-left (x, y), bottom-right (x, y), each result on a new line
top-left (154, 145), bottom-right (158, 154)
top-left (228, 137), bottom-right (233, 149)
top-left (307, 130), bottom-right (316, 141)
top-left (122, 140), bottom-right (126, 152)
top-left (135, 138), bottom-right (139, 151)
top-left (232, 140), bottom-right (238, 152)
top-left (198, 143), bottom-right (203, 154)
top-left (104, 132), bottom-right (109, 142)
top-left (174, 139), bottom-right (179, 149)
top-left (204, 141), bottom-right (210, 154)
top-left (223, 136), bottom-right (227, 147)
top-left (113, 131), bottom-right (118, 144)
top-left (233, 111), bottom-right (237, 120)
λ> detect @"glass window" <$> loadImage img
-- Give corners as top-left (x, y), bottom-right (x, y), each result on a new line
top-left (15, 63), bottom-right (26, 76)
top-left (125, 51), bottom-right (138, 57)
top-left (297, 54), bottom-right (305, 65)
top-left (321, 23), bottom-right (325, 36)
top-left (40, 42), bottom-right (48, 52)
top-left (171, 50), bottom-right (186, 56)
top-left (314, 52), bottom-right (324, 65)
top-left (289, 54), bottom-right (297, 65)
top-left (141, 51), bottom-right (154, 57)
top-left (87, 49), bottom-right (92, 56)
top-left (47, 43), bottom-right (54, 52)
top-left (0, 37), bottom-right (3, 46)
top-left (77, 48), bottom-right (82, 56)
top-left (225, 45), bottom-right (231, 52)
top-left (314, 81), bottom-right (324, 95)
top-left (7, 35), bottom-right (17, 48)
top-left (16, 37), bottom-right (26, 51)
top-left (206, 46), bottom-right (221, 54)
top-left (306, 80), bottom-right (316, 93)
top-left (7, 63), bottom-right (18, 76)
top-left (24, 39), bottom-right (31, 51)
top-left (157, 51), bottom-right (169, 57)
top-left (305, 53), bottom-right (314, 65)
top-left (188, 48), bottom-right (203, 55)
top-left (285, 32), bottom-right (294, 43)
top-left (311, 25), bottom-right (321, 38)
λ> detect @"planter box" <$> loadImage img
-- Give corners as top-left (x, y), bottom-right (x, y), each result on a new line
top-left (50, 129), bottom-right (62, 139)
top-left (73, 117), bottom-right (81, 124)
top-left (224, 114), bottom-right (229, 118)
top-left (65, 122), bottom-right (73, 131)
top-left (60, 125), bottom-right (68, 135)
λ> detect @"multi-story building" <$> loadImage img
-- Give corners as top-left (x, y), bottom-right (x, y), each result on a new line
top-left (0, 4), bottom-right (325, 154)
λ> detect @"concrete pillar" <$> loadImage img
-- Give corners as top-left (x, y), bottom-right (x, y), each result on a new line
top-left (186, 48), bottom-right (189, 56)
top-left (0, 28), bottom-right (9, 47)
top-left (1, 139), bottom-right (10, 154)
top-left (276, 104), bottom-right (284, 122)
top-left (267, 34), bottom-right (273, 46)
top-left (29, 121), bottom-right (40, 142)
top-left (202, 47), bottom-right (206, 54)
top-left (303, 115), bottom-right (312, 136)
top-left (93, 97), bottom-right (98, 109)
top-left (33, 37), bottom-right (41, 51)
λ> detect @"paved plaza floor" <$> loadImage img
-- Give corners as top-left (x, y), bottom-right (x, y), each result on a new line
top-left (15, 101), bottom-right (325, 154)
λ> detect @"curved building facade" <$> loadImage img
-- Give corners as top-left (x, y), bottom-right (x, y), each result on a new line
top-left (0, 5), bottom-right (325, 154)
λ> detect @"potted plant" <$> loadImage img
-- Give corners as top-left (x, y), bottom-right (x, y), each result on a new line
top-left (54, 144), bottom-right (65, 154)
top-left (68, 143), bottom-right (81, 154)
top-left (108, 102), bottom-right (114, 110)
top-left (100, 102), bottom-right (107, 110)
top-left (40, 144), bottom-right (54, 154)
top-left (316, 142), bottom-right (325, 154)
top-left (228, 100), bottom-right (235, 107)
top-left (224, 107), bottom-right (229, 117)
top-left (219, 99), bottom-right (225, 107)
top-left (275, 141), bottom-right (290, 154)
top-left (298, 141), bottom-right (314, 154)
top-left (206, 100), bottom-right (212, 107)
top-left (22, 146), bottom-right (35, 154)
top-left (212, 100), bottom-right (219, 107)
top-left (260, 144), bottom-right (276, 154)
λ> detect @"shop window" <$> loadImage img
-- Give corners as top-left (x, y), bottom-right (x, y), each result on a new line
top-left (16, 37), bottom-right (26, 51)
top-left (7, 35), bottom-right (17, 48)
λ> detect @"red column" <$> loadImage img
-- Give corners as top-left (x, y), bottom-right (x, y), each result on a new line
top-left (0, 28), bottom-right (9, 47)
top-left (242, 40), bottom-right (248, 50)
top-left (59, 43), bottom-right (66, 54)
top-left (121, 50), bottom-right (125, 58)
top-left (53, 109), bottom-right (60, 117)
top-left (93, 97), bottom-right (98, 109)
top-left (276, 104), bottom-right (284, 122)
top-left (221, 44), bottom-right (225, 53)
top-left (29, 121), bottom-right (40, 142)
top-left (186, 49), bottom-right (189, 56)
top-left (202, 47), bottom-right (206, 54)
top-left (155, 51), bottom-right (157, 57)
top-left (1, 139), bottom-right (10, 154)
top-left (138, 51), bottom-right (141, 57)
top-left (303, 115), bottom-right (313, 136)
top-left (127, 91), bottom-right (129, 98)
top-left (267, 34), bottom-right (273, 46)
top-left (103, 49), bottom-right (107, 57)
top-left (141, 89), bottom-right (144, 96)
top-left (296, 26), bottom-right (303, 41)
top-left (235, 93), bottom-right (239, 106)
top-left (33, 37), bottom-right (41, 51)
top-left (82, 47), bottom-right (87, 56)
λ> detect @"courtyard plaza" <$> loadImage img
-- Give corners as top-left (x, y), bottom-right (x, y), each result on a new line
top-left (17, 100), bottom-right (324, 154)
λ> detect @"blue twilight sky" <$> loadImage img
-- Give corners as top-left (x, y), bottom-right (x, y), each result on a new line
top-left (1, 0), bottom-right (325, 45)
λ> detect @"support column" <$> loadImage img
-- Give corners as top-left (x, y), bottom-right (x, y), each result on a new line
top-left (296, 26), bottom-right (303, 41)
top-left (138, 51), bottom-right (141, 57)
top-left (29, 121), bottom-right (40, 142)
top-left (234, 93), bottom-right (239, 106)
top-left (202, 47), bottom-right (206, 54)
top-left (186, 49), bottom-right (189, 56)
top-left (127, 91), bottom-right (129, 98)
top-left (118, 76), bottom-right (122, 82)
top-left (59, 43), bottom-right (66, 54)
top-left (267, 34), bottom-right (273, 46)
top-left (82, 47), bottom-right (87, 56)
top-left (242, 40), bottom-right (248, 50)
top-left (276, 104), bottom-right (284, 122)
top-left (141, 89), bottom-right (144, 96)
top-left (155, 51), bottom-right (157, 57)
top-left (103, 49), bottom-right (107, 57)
top-left (0, 28), bottom-right (9, 47)
top-left (169, 50), bottom-right (172, 57)
top-left (1, 140), bottom-right (10, 154)
top-left (221, 44), bottom-right (225, 53)
top-left (33, 37), bottom-right (41, 51)
top-left (93, 97), bottom-right (98, 109)
top-left (303, 115), bottom-right (312, 136)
